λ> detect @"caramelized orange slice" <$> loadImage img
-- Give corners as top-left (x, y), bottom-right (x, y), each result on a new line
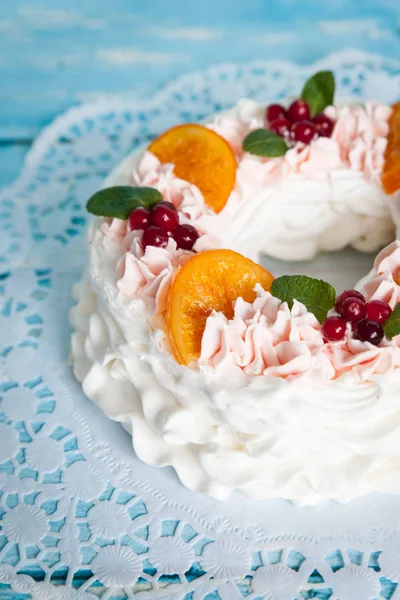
top-left (148, 124), bottom-right (236, 213)
top-left (382, 101), bottom-right (400, 195)
top-left (166, 249), bottom-right (274, 365)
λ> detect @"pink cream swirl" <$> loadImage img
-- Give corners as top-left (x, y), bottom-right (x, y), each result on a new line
top-left (325, 237), bottom-right (400, 380)
top-left (200, 285), bottom-right (335, 379)
top-left (110, 228), bottom-right (216, 317)
top-left (208, 101), bottom-right (391, 198)
top-left (325, 101), bottom-right (390, 183)
top-left (101, 219), bottom-right (217, 318)
top-left (323, 334), bottom-right (400, 381)
top-left (199, 237), bottom-right (400, 382)
top-left (130, 151), bottom-right (227, 238)
top-left (363, 240), bottom-right (400, 308)
top-left (97, 233), bottom-right (400, 381)
top-left (116, 236), bottom-right (192, 316)
top-left (99, 149), bottom-right (224, 317)
top-left (121, 101), bottom-right (390, 222)
top-left (313, 240), bottom-right (400, 382)
top-left (98, 99), bottom-right (395, 381)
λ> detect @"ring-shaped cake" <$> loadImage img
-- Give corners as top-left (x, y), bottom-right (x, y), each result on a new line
top-left (70, 72), bottom-right (400, 505)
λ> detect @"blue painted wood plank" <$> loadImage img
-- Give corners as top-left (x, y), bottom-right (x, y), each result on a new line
top-left (0, 0), bottom-right (399, 141)
top-left (0, 146), bottom-right (29, 188)
top-left (0, 0), bottom-right (400, 594)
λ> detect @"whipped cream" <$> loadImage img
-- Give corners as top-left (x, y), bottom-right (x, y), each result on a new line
top-left (70, 212), bottom-right (400, 504)
top-left (70, 98), bottom-right (400, 505)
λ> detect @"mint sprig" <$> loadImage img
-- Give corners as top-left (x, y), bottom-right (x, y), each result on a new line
top-left (383, 303), bottom-right (400, 339)
top-left (86, 186), bottom-right (163, 219)
top-left (242, 129), bottom-right (288, 158)
top-left (271, 275), bottom-right (336, 323)
top-left (301, 70), bottom-right (335, 116)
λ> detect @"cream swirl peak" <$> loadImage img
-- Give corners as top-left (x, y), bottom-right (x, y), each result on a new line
top-left (199, 285), bottom-right (333, 380)
top-left (102, 217), bottom-right (216, 318)
top-left (364, 241), bottom-right (400, 308)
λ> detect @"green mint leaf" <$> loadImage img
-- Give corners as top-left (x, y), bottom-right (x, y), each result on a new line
top-left (383, 303), bottom-right (400, 339)
top-left (242, 128), bottom-right (288, 157)
top-left (86, 186), bottom-right (163, 219)
top-left (271, 275), bottom-right (336, 323)
top-left (301, 70), bottom-right (335, 116)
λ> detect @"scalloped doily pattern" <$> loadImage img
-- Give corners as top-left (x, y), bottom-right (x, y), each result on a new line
top-left (1, 50), bottom-right (400, 600)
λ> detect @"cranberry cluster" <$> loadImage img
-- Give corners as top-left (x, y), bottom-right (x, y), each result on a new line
top-left (129, 201), bottom-right (199, 251)
top-left (265, 99), bottom-right (334, 145)
top-left (322, 290), bottom-right (392, 346)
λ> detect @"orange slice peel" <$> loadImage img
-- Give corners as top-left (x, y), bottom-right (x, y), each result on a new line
top-left (148, 124), bottom-right (236, 213)
top-left (166, 249), bottom-right (274, 366)
top-left (382, 101), bottom-right (400, 195)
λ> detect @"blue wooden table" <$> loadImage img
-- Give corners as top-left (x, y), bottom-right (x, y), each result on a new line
top-left (1, 0), bottom-right (400, 188)
top-left (0, 1), bottom-right (399, 597)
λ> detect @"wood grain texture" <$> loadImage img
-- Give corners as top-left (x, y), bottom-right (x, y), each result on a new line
top-left (1, 0), bottom-right (400, 186)
top-left (0, 2), bottom-right (399, 596)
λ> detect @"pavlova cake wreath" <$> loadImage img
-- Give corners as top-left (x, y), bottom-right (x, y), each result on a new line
top-left (70, 71), bottom-right (400, 505)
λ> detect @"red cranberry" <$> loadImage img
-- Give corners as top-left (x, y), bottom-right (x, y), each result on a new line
top-left (288, 99), bottom-right (311, 123)
top-left (321, 316), bottom-right (347, 342)
top-left (270, 118), bottom-right (292, 138)
top-left (173, 224), bottom-right (199, 250)
top-left (340, 297), bottom-right (367, 323)
top-left (129, 207), bottom-right (152, 231)
top-left (292, 120), bottom-right (317, 145)
top-left (313, 113), bottom-right (334, 137)
top-left (266, 104), bottom-right (288, 122)
top-left (155, 200), bottom-right (178, 212)
top-left (354, 319), bottom-right (384, 346)
top-left (335, 289), bottom-right (365, 313)
top-left (142, 226), bottom-right (169, 249)
top-left (151, 201), bottom-right (179, 232)
top-left (366, 300), bottom-right (392, 324)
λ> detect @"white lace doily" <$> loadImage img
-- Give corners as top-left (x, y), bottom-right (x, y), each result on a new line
top-left (1, 50), bottom-right (400, 600)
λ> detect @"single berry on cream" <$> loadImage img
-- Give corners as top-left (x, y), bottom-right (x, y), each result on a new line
top-left (292, 120), bottom-right (317, 144)
top-left (266, 104), bottom-right (288, 122)
top-left (129, 207), bottom-right (152, 231)
top-left (288, 99), bottom-right (311, 122)
top-left (270, 118), bottom-right (292, 138)
top-left (366, 300), bottom-right (392, 324)
top-left (340, 296), bottom-right (366, 323)
top-left (155, 200), bottom-right (178, 213)
top-left (335, 290), bottom-right (365, 313)
top-left (142, 226), bottom-right (169, 249)
top-left (173, 224), bottom-right (199, 251)
top-left (354, 319), bottom-right (384, 346)
top-left (313, 113), bottom-right (334, 137)
top-left (152, 201), bottom-right (179, 232)
top-left (321, 316), bottom-right (346, 341)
